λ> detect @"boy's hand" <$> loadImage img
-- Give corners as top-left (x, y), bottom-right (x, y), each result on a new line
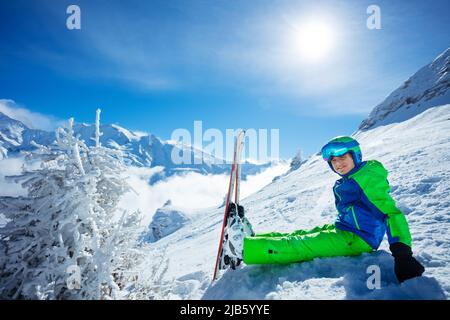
top-left (390, 242), bottom-right (425, 283)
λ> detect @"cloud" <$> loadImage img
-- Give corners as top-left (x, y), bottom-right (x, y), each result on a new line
top-left (0, 150), bottom-right (289, 228)
top-left (0, 156), bottom-right (30, 197)
top-left (37, 2), bottom-right (362, 100)
top-left (119, 162), bottom-right (290, 227)
top-left (241, 162), bottom-right (290, 200)
top-left (0, 99), bottom-right (62, 131)
top-left (17, 2), bottom-right (389, 116)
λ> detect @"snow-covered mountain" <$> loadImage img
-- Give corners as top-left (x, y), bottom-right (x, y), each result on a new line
top-left (0, 112), bottom-right (54, 159)
top-left (137, 49), bottom-right (450, 300)
top-left (0, 112), bottom-right (270, 183)
top-left (359, 47), bottom-right (450, 130)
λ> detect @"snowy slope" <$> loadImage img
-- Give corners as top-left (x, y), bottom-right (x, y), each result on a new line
top-left (359, 48), bottom-right (450, 131)
top-left (139, 105), bottom-right (450, 300)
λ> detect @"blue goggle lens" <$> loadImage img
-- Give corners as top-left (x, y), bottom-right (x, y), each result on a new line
top-left (321, 141), bottom-right (359, 162)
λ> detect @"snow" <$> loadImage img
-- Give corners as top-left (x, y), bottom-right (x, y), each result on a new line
top-left (359, 47), bottom-right (450, 131)
top-left (0, 112), bottom-right (27, 153)
top-left (0, 112), bottom-right (270, 183)
top-left (142, 201), bottom-right (191, 243)
top-left (1, 103), bottom-right (448, 299)
top-left (139, 104), bottom-right (450, 300)
top-left (0, 119), bottom-right (143, 299)
top-left (110, 124), bottom-right (141, 142)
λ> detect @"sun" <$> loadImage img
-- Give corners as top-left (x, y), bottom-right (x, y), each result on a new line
top-left (294, 19), bottom-right (335, 63)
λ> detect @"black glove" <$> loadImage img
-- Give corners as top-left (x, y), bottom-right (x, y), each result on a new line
top-left (390, 242), bottom-right (425, 283)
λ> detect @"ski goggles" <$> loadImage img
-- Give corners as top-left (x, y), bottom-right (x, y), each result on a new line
top-left (321, 140), bottom-right (359, 162)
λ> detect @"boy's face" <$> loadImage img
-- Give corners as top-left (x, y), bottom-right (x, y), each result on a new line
top-left (330, 152), bottom-right (355, 175)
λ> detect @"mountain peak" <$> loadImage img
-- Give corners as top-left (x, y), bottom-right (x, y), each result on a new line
top-left (0, 114), bottom-right (269, 182)
top-left (0, 111), bottom-right (29, 130)
top-left (358, 47), bottom-right (450, 131)
top-left (431, 47), bottom-right (450, 66)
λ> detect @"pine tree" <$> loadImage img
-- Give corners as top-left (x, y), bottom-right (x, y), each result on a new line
top-left (289, 149), bottom-right (305, 172)
top-left (0, 110), bottom-right (142, 300)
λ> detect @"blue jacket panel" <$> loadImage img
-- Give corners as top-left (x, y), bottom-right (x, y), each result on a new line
top-left (333, 162), bottom-right (389, 249)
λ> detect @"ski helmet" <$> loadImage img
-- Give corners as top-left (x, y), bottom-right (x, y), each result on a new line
top-left (321, 136), bottom-right (362, 167)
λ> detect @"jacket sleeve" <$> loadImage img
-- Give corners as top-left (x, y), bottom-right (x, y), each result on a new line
top-left (351, 163), bottom-right (412, 247)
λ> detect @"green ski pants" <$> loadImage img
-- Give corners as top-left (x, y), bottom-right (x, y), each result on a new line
top-left (243, 224), bottom-right (373, 265)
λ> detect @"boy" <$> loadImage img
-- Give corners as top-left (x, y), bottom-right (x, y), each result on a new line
top-left (223, 136), bottom-right (424, 283)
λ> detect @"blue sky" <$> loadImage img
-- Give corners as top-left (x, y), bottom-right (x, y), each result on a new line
top-left (0, 0), bottom-right (449, 160)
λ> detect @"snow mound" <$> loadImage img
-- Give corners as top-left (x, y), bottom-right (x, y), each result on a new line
top-left (143, 200), bottom-right (190, 243)
top-left (204, 251), bottom-right (445, 300)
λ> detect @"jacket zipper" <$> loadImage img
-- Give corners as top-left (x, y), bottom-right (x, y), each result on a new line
top-left (335, 185), bottom-right (361, 230)
top-left (333, 185), bottom-right (342, 201)
top-left (349, 205), bottom-right (361, 230)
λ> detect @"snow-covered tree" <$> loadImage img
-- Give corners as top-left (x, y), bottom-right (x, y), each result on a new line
top-left (0, 110), bottom-right (143, 300)
top-left (289, 149), bottom-right (305, 172)
top-left (122, 246), bottom-right (170, 300)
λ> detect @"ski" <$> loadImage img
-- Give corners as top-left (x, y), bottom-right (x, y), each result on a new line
top-left (212, 130), bottom-right (246, 281)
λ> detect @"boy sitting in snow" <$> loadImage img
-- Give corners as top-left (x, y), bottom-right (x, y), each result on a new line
top-left (223, 136), bottom-right (425, 283)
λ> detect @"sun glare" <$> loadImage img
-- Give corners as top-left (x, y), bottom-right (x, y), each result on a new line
top-left (295, 19), bottom-right (335, 63)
